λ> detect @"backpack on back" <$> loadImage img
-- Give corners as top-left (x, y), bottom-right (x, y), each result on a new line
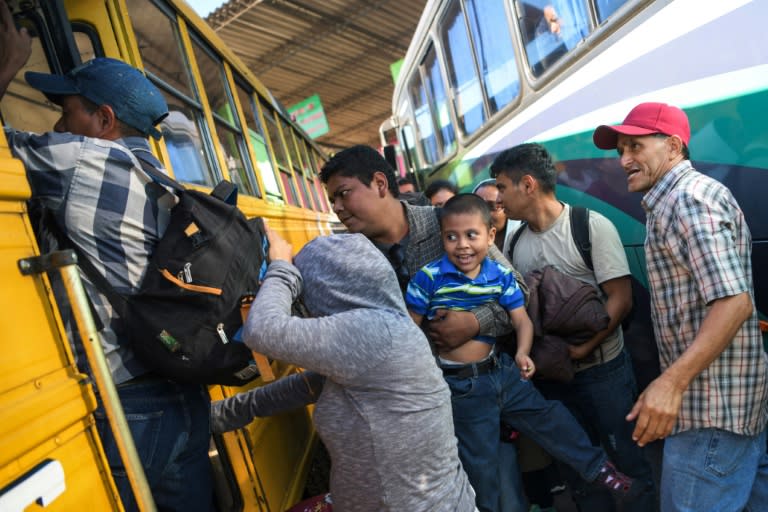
top-left (78, 158), bottom-right (269, 386)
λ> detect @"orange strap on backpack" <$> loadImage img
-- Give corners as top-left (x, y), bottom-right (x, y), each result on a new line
top-left (240, 296), bottom-right (275, 382)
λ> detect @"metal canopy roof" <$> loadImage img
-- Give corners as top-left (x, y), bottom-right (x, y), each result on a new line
top-left (206, 0), bottom-right (428, 153)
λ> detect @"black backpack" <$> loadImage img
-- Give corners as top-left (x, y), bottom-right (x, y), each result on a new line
top-left (76, 158), bottom-right (269, 386)
top-left (508, 206), bottom-right (635, 329)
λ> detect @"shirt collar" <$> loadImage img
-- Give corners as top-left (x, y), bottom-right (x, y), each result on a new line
top-left (641, 160), bottom-right (693, 213)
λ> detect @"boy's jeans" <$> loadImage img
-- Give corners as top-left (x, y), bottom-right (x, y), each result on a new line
top-left (661, 426), bottom-right (768, 512)
top-left (444, 351), bottom-right (606, 512)
top-left (94, 377), bottom-right (214, 512)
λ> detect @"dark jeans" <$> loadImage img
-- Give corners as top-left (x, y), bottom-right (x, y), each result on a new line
top-left (94, 377), bottom-right (214, 512)
top-left (537, 349), bottom-right (656, 512)
top-left (445, 351), bottom-right (606, 512)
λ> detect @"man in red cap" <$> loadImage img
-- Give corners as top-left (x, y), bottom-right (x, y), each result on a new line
top-left (594, 102), bottom-right (768, 511)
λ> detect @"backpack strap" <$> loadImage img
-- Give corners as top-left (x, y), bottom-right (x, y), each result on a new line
top-left (569, 206), bottom-right (593, 271)
top-left (506, 221), bottom-right (528, 263)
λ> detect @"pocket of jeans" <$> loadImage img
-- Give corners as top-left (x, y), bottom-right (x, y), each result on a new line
top-left (446, 375), bottom-right (478, 400)
top-left (94, 410), bottom-right (164, 476)
top-left (703, 429), bottom-right (752, 477)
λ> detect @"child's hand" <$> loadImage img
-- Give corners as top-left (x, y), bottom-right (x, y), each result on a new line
top-left (515, 354), bottom-right (536, 380)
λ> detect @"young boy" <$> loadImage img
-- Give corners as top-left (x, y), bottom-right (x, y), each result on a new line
top-left (405, 194), bottom-right (645, 512)
top-left (406, 193), bottom-right (535, 374)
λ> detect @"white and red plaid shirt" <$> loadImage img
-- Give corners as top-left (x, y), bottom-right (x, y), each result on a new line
top-left (643, 161), bottom-right (768, 436)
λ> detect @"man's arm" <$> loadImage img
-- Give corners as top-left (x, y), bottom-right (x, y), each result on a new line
top-left (626, 292), bottom-right (753, 446)
top-left (428, 245), bottom-right (522, 349)
top-left (568, 275), bottom-right (632, 360)
top-left (0, 1), bottom-right (31, 101)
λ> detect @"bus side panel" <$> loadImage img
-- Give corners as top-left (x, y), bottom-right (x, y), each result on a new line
top-left (0, 146), bottom-right (122, 509)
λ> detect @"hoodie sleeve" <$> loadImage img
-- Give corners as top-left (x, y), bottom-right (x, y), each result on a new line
top-left (210, 371), bottom-right (324, 433)
top-left (243, 260), bottom-right (393, 381)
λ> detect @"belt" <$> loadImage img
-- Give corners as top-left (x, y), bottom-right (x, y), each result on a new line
top-left (441, 356), bottom-right (497, 379)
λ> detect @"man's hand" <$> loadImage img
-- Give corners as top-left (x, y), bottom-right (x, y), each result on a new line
top-left (0, 1), bottom-right (32, 100)
top-left (427, 309), bottom-right (479, 351)
top-left (626, 373), bottom-right (683, 447)
top-left (265, 225), bottom-right (293, 263)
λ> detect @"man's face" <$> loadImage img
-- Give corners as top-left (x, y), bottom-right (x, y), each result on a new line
top-left (54, 95), bottom-right (102, 137)
top-left (430, 188), bottom-right (455, 208)
top-left (616, 134), bottom-right (674, 193)
top-left (495, 173), bottom-right (527, 221)
top-left (398, 183), bottom-right (415, 194)
top-left (441, 212), bottom-right (495, 279)
top-left (474, 185), bottom-right (506, 230)
top-left (326, 173), bottom-right (388, 239)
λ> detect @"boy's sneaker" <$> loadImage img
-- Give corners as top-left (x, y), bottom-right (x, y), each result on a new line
top-left (592, 461), bottom-right (645, 500)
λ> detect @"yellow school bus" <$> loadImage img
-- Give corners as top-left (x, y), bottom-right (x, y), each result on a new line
top-left (0, 0), bottom-right (337, 510)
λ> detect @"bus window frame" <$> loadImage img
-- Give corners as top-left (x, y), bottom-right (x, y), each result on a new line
top-left (187, 31), bottom-right (260, 197)
top-left (259, 99), bottom-right (299, 206)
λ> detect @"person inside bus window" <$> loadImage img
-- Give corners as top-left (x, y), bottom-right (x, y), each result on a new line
top-left (212, 230), bottom-right (478, 511)
top-left (525, 0), bottom-right (589, 75)
top-left (425, 178), bottom-right (458, 207)
top-left (491, 143), bottom-right (656, 512)
top-left (0, 5), bottom-right (214, 510)
top-left (593, 102), bottom-right (768, 511)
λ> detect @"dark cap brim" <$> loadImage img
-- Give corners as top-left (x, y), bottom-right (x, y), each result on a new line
top-left (24, 71), bottom-right (79, 100)
top-left (593, 124), bottom-right (659, 149)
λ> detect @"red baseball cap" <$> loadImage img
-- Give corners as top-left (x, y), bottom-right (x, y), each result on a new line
top-left (593, 102), bottom-right (690, 150)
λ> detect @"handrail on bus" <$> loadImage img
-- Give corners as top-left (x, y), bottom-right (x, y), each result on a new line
top-left (17, 250), bottom-right (157, 512)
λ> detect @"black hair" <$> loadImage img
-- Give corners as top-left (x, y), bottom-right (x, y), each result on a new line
top-left (320, 145), bottom-right (399, 197)
top-left (490, 142), bottom-right (557, 193)
top-left (397, 175), bottom-right (416, 186)
top-left (439, 193), bottom-right (492, 230)
top-left (424, 179), bottom-right (459, 199)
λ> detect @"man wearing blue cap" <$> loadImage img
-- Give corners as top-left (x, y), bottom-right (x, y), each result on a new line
top-left (593, 102), bottom-right (768, 511)
top-left (0, 4), bottom-right (213, 510)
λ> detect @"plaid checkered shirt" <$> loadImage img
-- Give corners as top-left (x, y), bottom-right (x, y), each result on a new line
top-left (642, 161), bottom-right (768, 435)
top-left (7, 129), bottom-right (176, 384)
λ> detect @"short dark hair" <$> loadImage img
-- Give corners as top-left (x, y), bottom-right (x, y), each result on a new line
top-left (397, 175), bottom-right (415, 187)
top-left (490, 143), bottom-right (557, 194)
top-left (424, 179), bottom-right (459, 199)
top-left (320, 145), bottom-right (399, 197)
top-left (439, 193), bottom-right (492, 230)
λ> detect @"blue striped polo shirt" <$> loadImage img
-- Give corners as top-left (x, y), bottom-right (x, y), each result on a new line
top-left (406, 254), bottom-right (525, 344)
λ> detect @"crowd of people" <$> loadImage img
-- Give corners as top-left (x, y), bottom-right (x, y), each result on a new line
top-left (2, 3), bottom-right (767, 509)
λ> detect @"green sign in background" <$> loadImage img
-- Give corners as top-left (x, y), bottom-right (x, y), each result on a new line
top-left (288, 94), bottom-right (329, 139)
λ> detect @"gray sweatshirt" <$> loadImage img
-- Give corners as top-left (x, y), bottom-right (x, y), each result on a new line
top-left (239, 233), bottom-right (475, 512)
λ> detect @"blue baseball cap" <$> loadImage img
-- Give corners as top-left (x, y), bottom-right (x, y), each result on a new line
top-left (25, 57), bottom-right (168, 139)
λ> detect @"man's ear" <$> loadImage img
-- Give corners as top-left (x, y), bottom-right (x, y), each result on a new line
top-left (667, 135), bottom-right (684, 159)
top-left (372, 171), bottom-right (390, 197)
top-left (95, 104), bottom-right (120, 139)
top-left (521, 174), bottom-right (537, 194)
top-left (488, 226), bottom-right (497, 245)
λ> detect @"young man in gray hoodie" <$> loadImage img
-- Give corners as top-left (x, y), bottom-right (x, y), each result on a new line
top-left (211, 231), bottom-right (477, 511)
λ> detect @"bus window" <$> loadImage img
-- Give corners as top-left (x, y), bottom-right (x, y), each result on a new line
top-left (71, 24), bottom-right (101, 62)
top-left (440, 0), bottom-right (485, 135)
top-left (408, 45), bottom-right (454, 165)
top-left (190, 35), bottom-right (259, 196)
top-left (401, 122), bottom-right (421, 173)
top-left (282, 121), bottom-right (312, 209)
top-left (125, 0), bottom-right (218, 186)
top-left (261, 103), bottom-right (299, 205)
top-left (595, 0), bottom-right (629, 23)
top-left (235, 79), bottom-right (283, 203)
top-left (516, 0), bottom-right (591, 77)
top-left (463, 0), bottom-right (520, 113)
top-left (424, 47), bottom-right (456, 158)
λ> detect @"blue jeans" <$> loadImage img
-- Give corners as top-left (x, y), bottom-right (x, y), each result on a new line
top-left (94, 377), bottom-right (214, 512)
top-left (537, 349), bottom-right (656, 512)
top-left (661, 427), bottom-right (768, 512)
top-left (445, 351), bottom-right (606, 512)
